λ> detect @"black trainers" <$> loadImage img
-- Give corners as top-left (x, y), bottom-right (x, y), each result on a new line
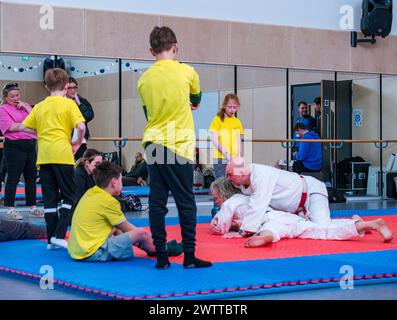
top-left (184, 255), bottom-right (212, 269)
top-left (155, 252), bottom-right (170, 269)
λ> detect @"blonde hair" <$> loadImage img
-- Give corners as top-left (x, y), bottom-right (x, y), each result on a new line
top-left (2, 83), bottom-right (20, 102)
top-left (217, 93), bottom-right (240, 122)
top-left (210, 177), bottom-right (241, 202)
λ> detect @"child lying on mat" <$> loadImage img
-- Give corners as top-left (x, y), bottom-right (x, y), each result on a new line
top-left (210, 178), bottom-right (393, 247)
top-left (68, 161), bottom-right (182, 262)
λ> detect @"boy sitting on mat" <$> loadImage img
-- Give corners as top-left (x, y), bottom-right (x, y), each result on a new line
top-left (210, 178), bottom-right (393, 247)
top-left (68, 161), bottom-right (182, 262)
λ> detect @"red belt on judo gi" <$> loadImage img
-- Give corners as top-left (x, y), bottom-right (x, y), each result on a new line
top-left (295, 176), bottom-right (308, 215)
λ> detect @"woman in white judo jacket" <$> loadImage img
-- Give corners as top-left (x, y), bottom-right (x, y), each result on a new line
top-left (210, 178), bottom-right (393, 247)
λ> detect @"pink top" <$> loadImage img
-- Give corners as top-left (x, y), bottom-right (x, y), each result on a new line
top-left (0, 103), bottom-right (37, 140)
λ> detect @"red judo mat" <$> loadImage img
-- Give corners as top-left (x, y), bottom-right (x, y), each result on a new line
top-left (131, 215), bottom-right (397, 264)
top-left (15, 186), bottom-right (42, 195)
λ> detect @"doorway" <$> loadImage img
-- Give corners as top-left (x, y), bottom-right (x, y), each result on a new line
top-left (291, 80), bottom-right (353, 187)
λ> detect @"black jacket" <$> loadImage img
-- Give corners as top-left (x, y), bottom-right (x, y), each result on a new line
top-left (74, 165), bottom-right (95, 206)
top-left (77, 95), bottom-right (94, 140)
top-left (125, 160), bottom-right (148, 180)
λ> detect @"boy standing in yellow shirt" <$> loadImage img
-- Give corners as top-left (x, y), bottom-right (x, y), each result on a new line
top-left (138, 26), bottom-right (212, 269)
top-left (18, 68), bottom-right (86, 249)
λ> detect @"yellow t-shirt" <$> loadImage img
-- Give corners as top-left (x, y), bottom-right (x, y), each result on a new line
top-left (23, 96), bottom-right (85, 166)
top-left (138, 60), bottom-right (200, 161)
top-left (209, 115), bottom-right (244, 159)
top-left (68, 186), bottom-right (126, 260)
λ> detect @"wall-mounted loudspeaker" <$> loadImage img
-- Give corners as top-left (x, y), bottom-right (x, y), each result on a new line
top-left (361, 0), bottom-right (393, 37)
top-left (352, 0), bottom-right (393, 47)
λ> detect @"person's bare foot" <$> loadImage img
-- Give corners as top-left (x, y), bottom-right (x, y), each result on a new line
top-left (353, 214), bottom-right (372, 234)
top-left (244, 235), bottom-right (273, 248)
top-left (374, 219), bottom-right (393, 243)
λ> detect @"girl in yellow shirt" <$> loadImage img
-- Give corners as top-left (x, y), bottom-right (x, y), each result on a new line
top-left (209, 93), bottom-right (244, 216)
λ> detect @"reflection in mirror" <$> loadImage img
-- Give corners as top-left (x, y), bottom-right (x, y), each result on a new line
top-left (1, 53), bottom-right (390, 197)
top-left (0, 54), bottom-right (121, 164)
top-left (121, 61), bottom-right (235, 172)
top-left (121, 60), bottom-right (153, 171)
top-left (380, 75), bottom-right (397, 199)
top-left (337, 72), bottom-right (380, 196)
top-left (289, 70), bottom-right (334, 184)
top-left (63, 56), bottom-right (120, 159)
top-left (237, 66), bottom-right (287, 167)
top-left (382, 75), bottom-right (397, 169)
top-left (0, 53), bottom-right (48, 107)
top-left (191, 64), bottom-right (235, 170)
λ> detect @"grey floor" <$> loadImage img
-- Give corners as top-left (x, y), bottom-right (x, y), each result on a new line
top-left (0, 196), bottom-right (396, 300)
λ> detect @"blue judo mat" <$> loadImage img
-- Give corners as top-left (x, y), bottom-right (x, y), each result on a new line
top-left (0, 241), bottom-right (396, 300)
top-left (0, 209), bottom-right (396, 300)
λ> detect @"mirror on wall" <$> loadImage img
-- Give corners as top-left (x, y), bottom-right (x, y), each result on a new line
top-left (63, 56), bottom-right (121, 158)
top-left (380, 75), bottom-right (397, 199)
top-left (237, 66), bottom-right (287, 167)
top-left (120, 61), bottom-right (235, 170)
top-left (336, 72), bottom-right (380, 195)
top-left (0, 53), bottom-right (391, 191)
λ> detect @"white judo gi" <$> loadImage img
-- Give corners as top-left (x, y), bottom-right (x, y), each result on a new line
top-left (214, 194), bottom-right (361, 243)
top-left (236, 164), bottom-right (332, 233)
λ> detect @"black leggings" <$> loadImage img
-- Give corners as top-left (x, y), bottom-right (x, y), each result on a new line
top-left (3, 139), bottom-right (37, 207)
top-left (0, 149), bottom-right (7, 194)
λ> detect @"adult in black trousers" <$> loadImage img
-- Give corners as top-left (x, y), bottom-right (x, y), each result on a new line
top-left (0, 135), bottom-right (6, 196)
top-left (66, 77), bottom-right (95, 161)
top-left (0, 83), bottom-right (43, 220)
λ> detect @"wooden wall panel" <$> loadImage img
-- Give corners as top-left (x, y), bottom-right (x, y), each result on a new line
top-left (230, 22), bottom-right (293, 68)
top-left (1, 3), bottom-right (397, 74)
top-left (161, 16), bottom-right (230, 64)
top-left (2, 3), bottom-right (84, 56)
top-left (85, 10), bottom-right (159, 59)
top-left (292, 28), bottom-right (350, 71)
